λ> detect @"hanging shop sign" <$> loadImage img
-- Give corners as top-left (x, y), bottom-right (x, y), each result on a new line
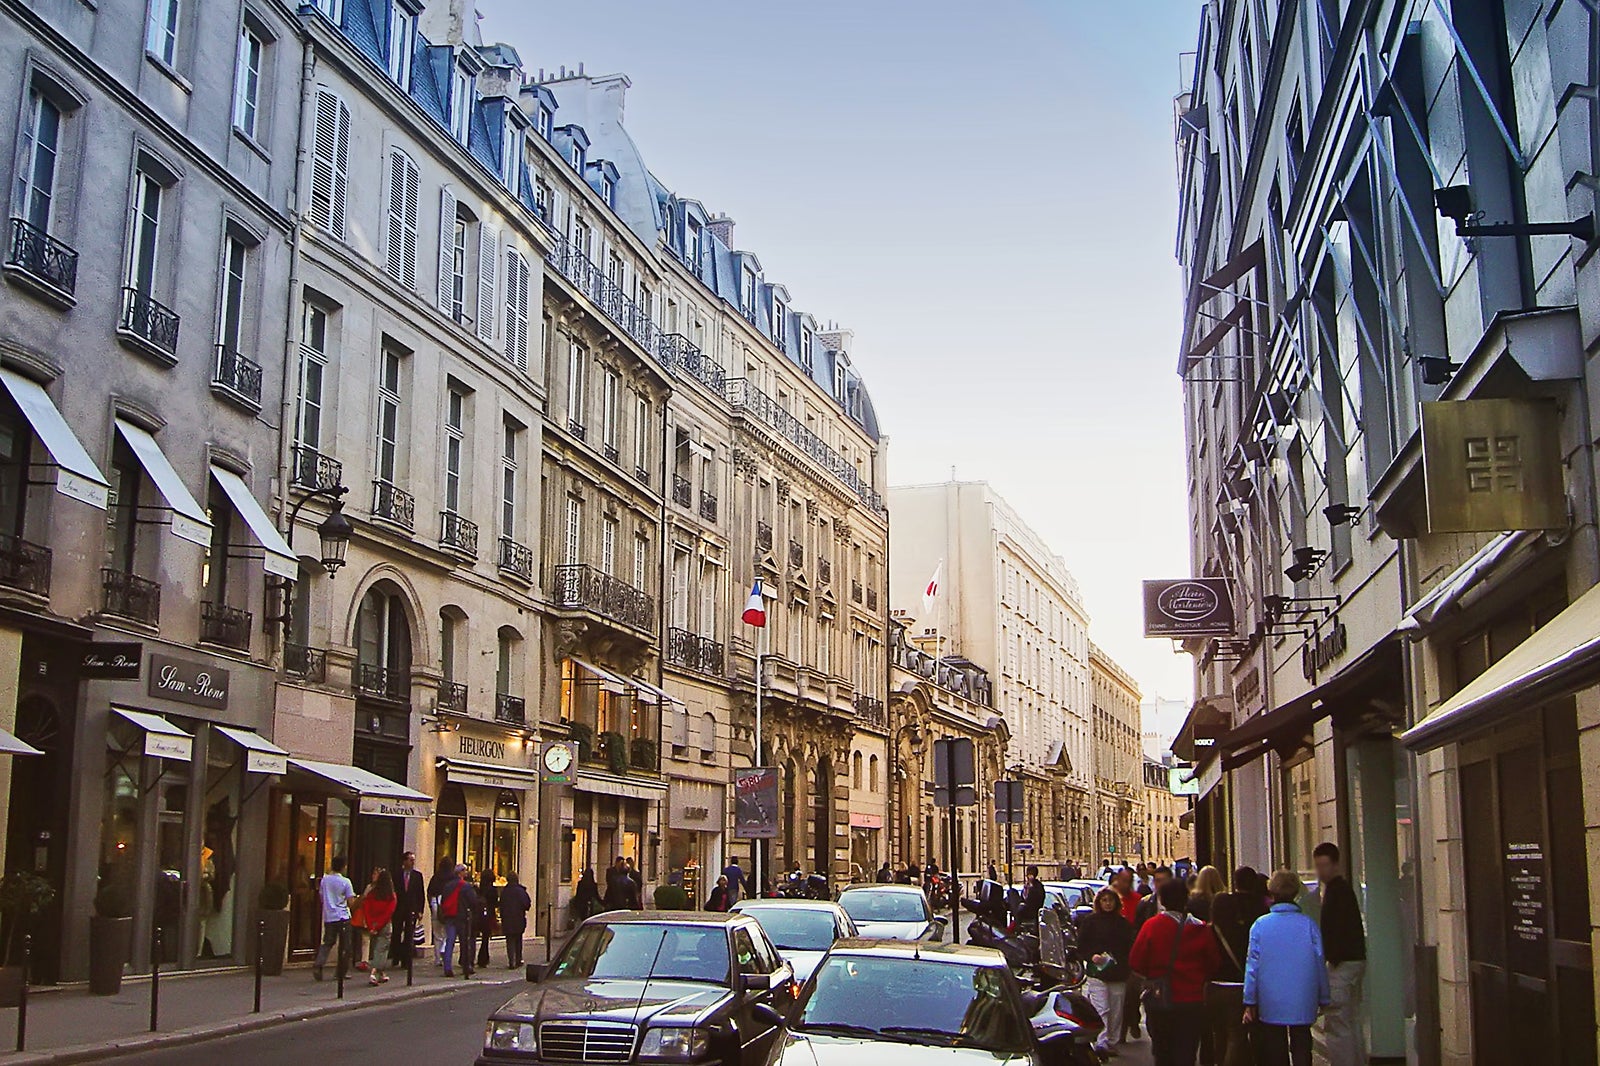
top-left (148, 654), bottom-right (229, 710)
top-left (82, 642), bottom-right (143, 679)
top-left (732, 767), bottom-right (779, 839)
top-left (1421, 398), bottom-right (1565, 533)
top-left (1143, 579), bottom-right (1234, 638)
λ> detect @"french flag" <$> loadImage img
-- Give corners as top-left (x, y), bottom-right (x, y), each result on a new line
top-left (742, 580), bottom-right (766, 627)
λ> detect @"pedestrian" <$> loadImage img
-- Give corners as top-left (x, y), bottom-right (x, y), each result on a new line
top-left (1077, 887), bottom-right (1135, 1058)
top-left (360, 868), bottom-right (396, 986)
top-left (1187, 865), bottom-right (1226, 922)
top-left (1126, 865), bottom-right (1174, 1042)
top-left (476, 867), bottom-right (499, 968)
top-left (312, 855), bottom-right (356, 982)
top-left (435, 863), bottom-right (466, 977)
top-left (1062, 859), bottom-right (1082, 881)
top-left (1204, 868), bottom-right (1262, 1066)
top-left (574, 867), bottom-right (602, 920)
top-left (986, 861), bottom-right (999, 883)
top-left (706, 875), bottom-right (730, 911)
top-left (449, 863), bottom-right (481, 977)
top-left (908, 859), bottom-right (922, 885)
top-left (499, 871), bottom-right (531, 968)
top-left (1313, 843), bottom-right (1366, 1066)
top-left (624, 857), bottom-right (642, 908)
top-left (876, 860), bottom-right (894, 883)
top-left (1015, 865), bottom-right (1046, 924)
top-left (390, 851), bottom-right (426, 971)
top-left (722, 856), bottom-right (745, 905)
top-left (1129, 878), bottom-right (1219, 1066)
top-left (1243, 870), bottom-right (1330, 1066)
top-left (603, 856), bottom-right (630, 909)
top-left (427, 855), bottom-right (454, 966)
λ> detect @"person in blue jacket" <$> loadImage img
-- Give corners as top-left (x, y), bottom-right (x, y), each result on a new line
top-left (1243, 869), bottom-right (1330, 1066)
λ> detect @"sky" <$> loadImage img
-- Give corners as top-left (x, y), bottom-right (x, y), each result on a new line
top-left (480, 0), bottom-right (1201, 704)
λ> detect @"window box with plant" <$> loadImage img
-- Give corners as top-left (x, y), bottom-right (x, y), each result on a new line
top-left (630, 736), bottom-right (658, 772)
top-left (599, 730), bottom-right (628, 775)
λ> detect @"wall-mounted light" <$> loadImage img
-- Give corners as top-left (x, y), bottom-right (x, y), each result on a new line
top-left (1323, 504), bottom-right (1362, 525)
top-left (1418, 355), bottom-right (1459, 386)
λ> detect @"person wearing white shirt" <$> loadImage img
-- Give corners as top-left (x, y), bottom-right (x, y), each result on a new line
top-left (312, 855), bottom-right (357, 981)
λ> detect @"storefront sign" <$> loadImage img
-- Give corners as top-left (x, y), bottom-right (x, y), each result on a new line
top-left (358, 795), bottom-right (431, 818)
top-left (1143, 579), bottom-right (1234, 638)
top-left (733, 767), bottom-right (779, 839)
top-left (82, 642), bottom-right (143, 679)
top-left (246, 749), bottom-right (287, 775)
top-left (1506, 842), bottom-right (1546, 973)
top-left (1301, 622), bottom-right (1348, 681)
top-left (849, 812), bottom-right (883, 829)
top-left (459, 735), bottom-right (509, 762)
top-left (148, 655), bottom-right (229, 710)
top-left (1422, 398), bottom-right (1565, 533)
top-left (144, 731), bottom-right (192, 761)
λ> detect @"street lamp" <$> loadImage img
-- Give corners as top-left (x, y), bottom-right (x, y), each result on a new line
top-left (268, 485), bottom-right (351, 636)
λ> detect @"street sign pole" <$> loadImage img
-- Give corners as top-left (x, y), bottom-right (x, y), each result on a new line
top-left (943, 739), bottom-right (960, 945)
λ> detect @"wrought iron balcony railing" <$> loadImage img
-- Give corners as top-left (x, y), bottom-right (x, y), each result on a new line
top-left (101, 568), bottom-right (159, 625)
top-left (498, 536), bottom-right (534, 581)
top-left (372, 479), bottom-right (415, 530)
top-left (756, 520), bottom-right (773, 551)
top-left (544, 239), bottom-right (659, 354)
top-left (495, 693), bottom-right (526, 725)
top-left (603, 442), bottom-right (619, 463)
top-left (671, 475), bottom-right (692, 507)
top-left (119, 287), bottom-right (180, 360)
top-left (439, 680), bottom-right (468, 714)
top-left (699, 492), bottom-right (718, 523)
top-left (0, 533), bottom-right (50, 597)
top-left (666, 627), bottom-right (725, 677)
top-left (200, 600), bottom-right (252, 650)
top-left (356, 663), bottom-right (409, 701)
top-left (291, 445), bottom-right (343, 493)
top-left (440, 511), bottom-right (478, 557)
top-left (789, 540), bottom-right (804, 569)
top-left (568, 419), bottom-right (586, 441)
top-left (552, 563), bottom-right (654, 632)
top-left (283, 643), bottom-right (327, 683)
top-left (853, 695), bottom-right (886, 730)
top-left (634, 465), bottom-right (651, 488)
top-left (658, 333), bottom-right (726, 391)
top-left (866, 586), bottom-right (879, 611)
top-left (6, 217), bottom-right (77, 297)
top-left (213, 345), bottom-right (263, 405)
top-left (724, 379), bottom-right (885, 513)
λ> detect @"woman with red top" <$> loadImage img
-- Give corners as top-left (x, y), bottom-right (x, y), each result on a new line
top-left (360, 869), bottom-right (398, 986)
top-left (1113, 867), bottom-right (1141, 923)
top-left (1129, 878), bottom-right (1220, 1066)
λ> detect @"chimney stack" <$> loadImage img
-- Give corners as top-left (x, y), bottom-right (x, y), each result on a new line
top-left (706, 214), bottom-right (735, 248)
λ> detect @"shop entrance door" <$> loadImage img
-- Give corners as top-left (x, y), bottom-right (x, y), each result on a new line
top-left (4, 697), bottom-right (66, 983)
top-left (287, 798), bottom-right (327, 955)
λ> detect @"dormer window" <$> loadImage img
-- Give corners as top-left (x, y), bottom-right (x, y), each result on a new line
top-left (534, 106), bottom-right (552, 140)
top-left (800, 328), bottom-right (814, 372)
top-left (386, 4), bottom-right (414, 87)
top-left (449, 64), bottom-right (473, 144)
top-left (501, 118), bottom-right (523, 190)
top-left (771, 298), bottom-right (785, 343)
top-left (833, 359), bottom-right (847, 402)
top-left (741, 266), bottom-right (757, 314)
top-left (570, 143), bottom-right (585, 171)
top-left (534, 177), bottom-right (552, 221)
top-left (686, 217), bottom-right (702, 262)
top-left (600, 174), bottom-right (615, 207)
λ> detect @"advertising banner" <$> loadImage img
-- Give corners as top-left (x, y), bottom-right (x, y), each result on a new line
top-left (1143, 579), bottom-right (1234, 638)
top-left (733, 767), bottom-right (779, 839)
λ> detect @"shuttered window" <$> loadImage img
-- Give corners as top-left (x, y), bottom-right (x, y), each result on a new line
top-left (504, 249), bottom-right (530, 370)
top-left (476, 224), bottom-right (498, 341)
top-left (436, 187), bottom-right (458, 314)
top-left (309, 90), bottom-right (349, 236)
top-left (384, 148), bottom-right (419, 288)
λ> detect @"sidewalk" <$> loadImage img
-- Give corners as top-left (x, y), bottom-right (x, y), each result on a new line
top-left (0, 945), bottom-right (543, 1065)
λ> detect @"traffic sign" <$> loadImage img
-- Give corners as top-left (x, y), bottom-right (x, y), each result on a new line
top-left (932, 737), bottom-right (976, 807)
top-left (1014, 840), bottom-right (1034, 853)
top-left (994, 780), bottom-right (1024, 824)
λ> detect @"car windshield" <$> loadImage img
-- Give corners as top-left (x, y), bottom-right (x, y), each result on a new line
top-left (743, 907), bottom-right (838, 951)
top-left (797, 955), bottom-right (1031, 1052)
top-left (839, 891), bottom-right (927, 924)
top-left (550, 923), bottom-right (730, 985)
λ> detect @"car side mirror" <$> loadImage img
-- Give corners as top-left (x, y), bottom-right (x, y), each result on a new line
top-left (526, 962), bottom-right (549, 983)
top-left (751, 1002), bottom-right (785, 1027)
top-left (740, 971), bottom-right (774, 993)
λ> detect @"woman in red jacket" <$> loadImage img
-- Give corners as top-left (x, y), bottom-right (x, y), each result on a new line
top-left (1129, 879), bottom-right (1220, 1066)
top-left (360, 869), bottom-right (398, 986)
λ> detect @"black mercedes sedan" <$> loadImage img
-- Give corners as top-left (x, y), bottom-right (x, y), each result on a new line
top-left (477, 911), bottom-right (794, 1065)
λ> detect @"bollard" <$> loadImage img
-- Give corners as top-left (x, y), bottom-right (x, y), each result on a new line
top-left (149, 928), bottom-right (161, 1033)
top-left (546, 902), bottom-right (554, 963)
top-left (253, 919), bottom-right (264, 1014)
top-left (405, 924), bottom-right (413, 987)
top-left (15, 934), bottom-right (30, 1052)
top-left (335, 927), bottom-right (345, 1000)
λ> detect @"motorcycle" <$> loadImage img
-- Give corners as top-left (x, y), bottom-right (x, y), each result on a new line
top-left (1026, 986), bottom-right (1105, 1066)
top-left (962, 880), bottom-right (1087, 989)
top-left (773, 870), bottom-right (831, 900)
top-left (925, 871), bottom-right (958, 910)
top-left (962, 880), bottom-right (1038, 974)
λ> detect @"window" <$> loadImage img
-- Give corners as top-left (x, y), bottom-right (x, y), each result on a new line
top-left (448, 212), bottom-right (467, 321)
top-left (444, 388), bottom-right (465, 514)
top-left (832, 358), bottom-right (846, 403)
top-left (218, 235), bottom-right (248, 353)
top-left (375, 345), bottom-right (404, 485)
top-left (146, 0), bottom-right (180, 66)
top-left (741, 266), bottom-right (757, 313)
top-left (686, 217), bottom-right (702, 262)
top-left (309, 90), bottom-right (350, 237)
top-left (601, 515), bottom-right (617, 574)
top-left (800, 328), bottom-right (813, 373)
top-left (633, 535), bottom-right (648, 591)
top-left (534, 106), bottom-right (552, 140)
top-left (569, 142), bottom-right (585, 172)
top-left (599, 174), bottom-right (615, 206)
top-left (14, 87), bottom-right (62, 234)
top-left (633, 395), bottom-right (649, 473)
top-left (601, 370), bottom-right (619, 451)
top-left (232, 26), bottom-right (263, 138)
top-left (563, 496), bottom-right (581, 566)
top-left (501, 418), bottom-right (521, 535)
top-left (670, 549), bottom-right (690, 628)
top-left (125, 169), bottom-right (162, 295)
top-left (699, 560), bottom-right (719, 635)
top-left (869, 754), bottom-right (879, 791)
top-left (386, 3), bottom-right (413, 86)
top-left (449, 63), bottom-right (473, 145)
top-left (771, 298), bottom-right (785, 342)
top-left (504, 250), bottom-right (530, 369)
top-left (296, 303), bottom-right (328, 451)
top-left (501, 118), bottom-right (523, 189)
top-left (384, 148), bottom-right (419, 288)
top-left (201, 482), bottom-right (237, 612)
top-left (572, 219), bottom-right (592, 260)
top-left (852, 752), bottom-right (862, 790)
top-left (566, 341), bottom-right (586, 427)
top-left (310, 0), bottom-right (341, 20)
top-left (533, 178), bottom-right (552, 221)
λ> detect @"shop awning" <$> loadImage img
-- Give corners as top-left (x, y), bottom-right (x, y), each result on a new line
top-left (0, 726), bottom-right (42, 756)
top-left (0, 368), bottom-right (108, 508)
top-left (288, 758), bottom-right (433, 818)
top-left (1400, 531), bottom-right (1541, 632)
top-left (573, 770), bottom-right (668, 801)
top-left (1402, 580), bottom-right (1600, 752)
top-left (112, 706), bottom-right (193, 761)
top-left (571, 656), bottom-right (680, 705)
top-left (436, 756), bottom-right (539, 791)
top-left (1220, 637), bottom-right (1401, 765)
top-left (571, 657), bottom-right (632, 693)
top-left (215, 726), bottom-right (289, 775)
top-left (114, 420), bottom-right (211, 546)
top-left (210, 467), bottom-right (297, 579)
top-left (628, 675), bottom-right (685, 708)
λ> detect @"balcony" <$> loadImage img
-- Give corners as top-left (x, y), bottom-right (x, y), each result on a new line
top-left (101, 569), bottom-right (159, 626)
top-left (671, 475), bottom-right (692, 507)
top-left (291, 445), bottom-right (343, 493)
top-left (498, 536), bottom-right (534, 582)
top-left (658, 333), bottom-right (726, 392)
top-left (371, 479), bottom-right (415, 531)
top-left (699, 492), bottom-right (718, 523)
top-left (603, 442), bottom-right (619, 463)
top-left (634, 466), bottom-right (651, 488)
top-left (666, 627), bottom-right (725, 677)
top-left (440, 511), bottom-right (478, 558)
top-left (439, 680), bottom-right (468, 714)
top-left (866, 587), bottom-right (879, 611)
top-left (118, 287), bottom-right (180, 364)
top-left (819, 558), bottom-right (832, 584)
top-left (788, 540), bottom-right (804, 570)
top-left (5, 217), bottom-right (77, 304)
top-left (212, 345), bottom-right (264, 408)
top-left (495, 693), bottom-right (526, 726)
top-left (851, 580), bottom-right (863, 604)
top-left (756, 520), bottom-right (773, 551)
top-left (200, 601), bottom-right (252, 651)
top-left (355, 663), bottom-right (409, 702)
top-left (724, 379), bottom-right (885, 513)
top-left (544, 239), bottom-right (659, 354)
top-left (552, 563), bottom-right (654, 633)
top-left (283, 643), bottom-right (327, 683)
top-left (0, 534), bottom-right (51, 598)
top-left (568, 419), bottom-right (586, 442)
top-left (853, 695), bottom-right (886, 730)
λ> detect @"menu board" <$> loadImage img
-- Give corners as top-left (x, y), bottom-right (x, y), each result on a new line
top-left (1505, 842), bottom-right (1546, 974)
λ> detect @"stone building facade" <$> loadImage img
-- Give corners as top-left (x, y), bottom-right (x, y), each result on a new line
top-left (1090, 642), bottom-right (1141, 866)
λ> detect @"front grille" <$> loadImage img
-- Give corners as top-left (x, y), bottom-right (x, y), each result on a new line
top-left (539, 1020), bottom-right (637, 1063)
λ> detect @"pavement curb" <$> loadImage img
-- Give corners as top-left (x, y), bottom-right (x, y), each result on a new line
top-left (0, 974), bottom-right (520, 1065)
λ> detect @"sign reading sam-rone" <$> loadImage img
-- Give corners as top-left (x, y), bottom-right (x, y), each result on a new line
top-left (1143, 579), bottom-right (1235, 638)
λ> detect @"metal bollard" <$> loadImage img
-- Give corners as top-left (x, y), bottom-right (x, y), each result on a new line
top-left (335, 928), bottom-right (345, 1000)
top-left (253, 918), bottom-right (264, 1013)
top-left (15, 934), bottom-right (30, 1052)
top-left (546, 902), bottom-right (554, 963)
top-left (149, 928), bottom-right (161, 1033)
top-left (405, 927), bottom-right (413, 987)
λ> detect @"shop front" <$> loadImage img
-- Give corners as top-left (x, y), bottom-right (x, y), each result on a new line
top-left (427, 720), bottom-right (538, 888)
top-left (558, 771), bottom-right (665, 922)
top-left (849, 811), bottom-right (882, 878)
top-left (664, 778), bottom-right (723, 907)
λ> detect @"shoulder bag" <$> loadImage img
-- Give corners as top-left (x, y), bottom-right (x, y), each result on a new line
top-left (1141, 913), bottom-right (1187, 1013)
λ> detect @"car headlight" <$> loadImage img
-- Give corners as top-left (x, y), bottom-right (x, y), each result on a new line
top-left (484, 1020), bottom-right (537, 1052)
top-left (640, 1026), bottom-right (710, 1060)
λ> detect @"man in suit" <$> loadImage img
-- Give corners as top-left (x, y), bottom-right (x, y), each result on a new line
top-left (389, 851), bottom-right (426, 969)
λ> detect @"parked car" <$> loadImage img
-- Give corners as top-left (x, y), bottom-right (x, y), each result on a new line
top-left (730, 899), bottom-right (857, 984)
top-left (1044, 880), bottom-right (1107, 922)
top-left (836, 885), bottom-right (947, 942)
top-left (773, 938), bottom-right (1089, 1065)
top-left (478, 912), bottom-right (793, 1065)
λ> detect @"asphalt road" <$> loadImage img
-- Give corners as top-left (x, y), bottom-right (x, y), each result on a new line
top-left (110, 981), bottom-right (517, 1066)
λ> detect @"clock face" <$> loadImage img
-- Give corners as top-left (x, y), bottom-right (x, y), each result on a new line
top-left (544, 743), bottom-right (573, 773)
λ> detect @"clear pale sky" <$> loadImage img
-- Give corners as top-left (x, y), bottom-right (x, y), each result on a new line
top-left (481, 0), bottom-right (1200, 703)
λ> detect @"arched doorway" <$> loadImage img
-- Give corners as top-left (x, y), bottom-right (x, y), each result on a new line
top-left (812, 756), bottom-right (832, 877)
top-left (6, 697), bottom-right (65, 981)
top-left (351, 582), bottom-right (414, 890)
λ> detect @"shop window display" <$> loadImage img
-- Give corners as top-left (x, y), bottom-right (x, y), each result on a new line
top-left (197, 730), bottom-right (241, 959)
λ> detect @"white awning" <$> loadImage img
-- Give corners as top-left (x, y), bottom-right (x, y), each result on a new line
top-left (436, 756), bottom-right (539, 791)
top-left (1400, 531), bottom-right (1539, 632)
top-left (571, 657), bottom-right (632, 694)
top-left (0, 726), bottom-right (42, 756)
top-left (210, 467), bottom-right (296, 579)
top-left (0, 368), bottom-right (108, 508)
top-left (288, 758), bottom-right (433, 818)
top-left (215, 726), bottom-right (289, 775)
top-left (572, 769), bottom-right (668, 801)
top-left (111, 706), bottom-right (193, 761)
top-left (115, 421), bottom-right (211, 546)
top-left (628, 675), bottom-right (685, 708)
top-left (572, 657), bottom-right (681, 706)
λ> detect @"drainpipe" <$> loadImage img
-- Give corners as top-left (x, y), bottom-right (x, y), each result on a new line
top-left (278, 37), bottom-right (316, 549)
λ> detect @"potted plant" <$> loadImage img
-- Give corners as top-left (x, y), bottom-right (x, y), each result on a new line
top-left (568, 721), bottom-right (593, 762)
top-left (630, 737), bottom-right (658, 771)
top-left (0, 871), bottom-right (55, 1007)
top-left (89, 880), bottom-right (133, 995)
top-left (652, 884), bottom-right (689, 911)
top-left (601, 731), bottom-right (629, 775)
top-left (256, 882), bottom-right (291, 976)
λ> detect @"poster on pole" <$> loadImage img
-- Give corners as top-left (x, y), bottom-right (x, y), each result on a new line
top-left (733, 767), bottom-right (779, 839)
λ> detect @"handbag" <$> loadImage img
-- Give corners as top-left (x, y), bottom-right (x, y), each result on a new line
top-left (1141, 913), bottom-right (1188, 1013)
top-left (350, 898), bottom-right (367, 930)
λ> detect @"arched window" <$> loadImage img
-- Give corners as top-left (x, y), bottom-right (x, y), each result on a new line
top-left (699, 712), bottom-right (715, 754)
top-left (355, 583), bottom-right (411, 697)
top-left (852, 751), bottom-right (863, 790)
top-left (869, 754), bottom-right (879, 792)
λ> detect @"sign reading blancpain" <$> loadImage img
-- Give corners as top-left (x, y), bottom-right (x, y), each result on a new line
top-left (1143, 579), bottom-right (1234, 637)
top-left (148, 654), bottom-right (229, 709)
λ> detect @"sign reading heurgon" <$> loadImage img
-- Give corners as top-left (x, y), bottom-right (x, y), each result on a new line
top-left (1143, 579), bottom-right (1235, 638)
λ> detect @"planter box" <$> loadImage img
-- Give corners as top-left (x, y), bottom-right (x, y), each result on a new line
top-left (257, 909), bottom-right (290, 976)
top-left (0, 964), bottom-right (23, 1008)
top-left (89, 915), bottom-right (132, 996)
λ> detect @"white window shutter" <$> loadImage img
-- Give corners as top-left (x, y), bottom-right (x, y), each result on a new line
top-left (437, 187), bottom-right (457, 313)
top-left (385, 150), bottom-right (405, 280)
top-left (310, 90), bottom-right (339, 231)
top-left (400, 155), bottom-right (418, 288)
top-left (476, 223), bottom-right (498, 341)
top-left (331, 98), bottom-right (349, 236)
top-left (504, 249), bottom-right (529, 370)
top-left (674, 704), bottom-right (689, 748)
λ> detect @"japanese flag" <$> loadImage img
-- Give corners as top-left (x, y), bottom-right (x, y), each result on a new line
top-left (922, 562), bottom-right (942, 619)
top-left (742, 580), bottom-right (766, 627)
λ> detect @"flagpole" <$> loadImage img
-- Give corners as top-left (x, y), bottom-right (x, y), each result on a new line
top-left (754, 612), bottom-right (764, 898)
